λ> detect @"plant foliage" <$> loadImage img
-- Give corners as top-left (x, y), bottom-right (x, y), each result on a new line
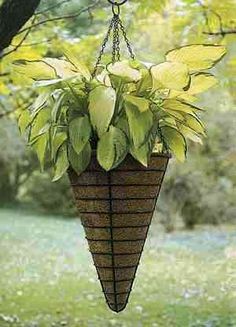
top-left (15, 44), bottom-right (226, 180)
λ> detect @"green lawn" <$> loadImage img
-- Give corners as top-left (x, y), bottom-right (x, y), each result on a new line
top-left (0, 209), bottom-right (236, 327)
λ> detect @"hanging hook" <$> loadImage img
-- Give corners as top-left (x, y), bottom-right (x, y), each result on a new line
top-left (108, 0), bottom-right (128, 5)
top-left (108, 0), bottom-right (127, 16)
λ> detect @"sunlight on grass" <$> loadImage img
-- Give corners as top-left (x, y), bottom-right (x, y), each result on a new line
top-left (0, 209), bottom-right (236, 326)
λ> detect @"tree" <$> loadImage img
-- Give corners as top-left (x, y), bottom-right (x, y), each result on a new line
top-left (0, 0), bottom-right (41, 53)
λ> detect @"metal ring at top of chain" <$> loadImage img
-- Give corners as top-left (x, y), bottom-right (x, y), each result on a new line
top-left (108, 0), bottom-right (128, 6)
top-left (112, 4), bottom-right (120, 16)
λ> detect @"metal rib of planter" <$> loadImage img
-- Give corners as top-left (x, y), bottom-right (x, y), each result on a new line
top-left (68, 153), bottom-right (170, 313)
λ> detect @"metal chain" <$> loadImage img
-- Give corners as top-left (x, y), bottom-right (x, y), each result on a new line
top-left (118, 17), bottom-right (135, 60)
top-left (112, 15), bottom-right (121, 63)
top-left (92, 17), bottom-right (115, 78)
top-left (92, 3), bottom-right (135, 78)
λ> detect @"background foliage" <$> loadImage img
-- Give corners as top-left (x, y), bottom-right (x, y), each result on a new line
top-left (0, 0), bottom-right (235, 230)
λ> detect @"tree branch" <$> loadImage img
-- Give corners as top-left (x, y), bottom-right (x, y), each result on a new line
top-left (17, 0), bottom-right (101, 36)
top-left (1, 16), bottom-right (36, 59)
top-left (0, 0), bottom-right (41, 53)
top-left (197, 0), bottom-right (236, 38)
top-left (35, 0), bottom-right (70, 16)
top-left (203, 30), bottom-right (236, 36)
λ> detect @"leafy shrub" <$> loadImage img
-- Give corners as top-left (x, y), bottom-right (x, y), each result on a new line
top-left (22, 171), bottom-right (77, 216)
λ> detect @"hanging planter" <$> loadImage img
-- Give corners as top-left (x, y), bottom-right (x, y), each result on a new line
top-left (15, 0), bottom-right (226, 313)
top-left (68, 152), bottom-right (169, 312)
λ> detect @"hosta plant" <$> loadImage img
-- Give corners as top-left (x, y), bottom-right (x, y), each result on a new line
top-left (15, 44), bottom-right (226, 181)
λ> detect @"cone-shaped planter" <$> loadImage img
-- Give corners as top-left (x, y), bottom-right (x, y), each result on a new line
top-left (68, 153), bottom-right (169, 312)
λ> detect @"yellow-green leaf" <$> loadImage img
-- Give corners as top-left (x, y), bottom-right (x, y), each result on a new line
top-left (124, 94), bottom-right (150, 112)
top-left (137, 69), bottom-right (153, 94)
top-left (32, 91), bottom-right (51, 114)
top-left (168, 90), bottom-right (198, 103)
top-left (68, 142), bottom-right (91, 175)
top-left (151, 62), bottom-right (190, 91)
top-left (89, 85), bottom-right (116, 137)
top-left (53, 143), bottom-right (69, 182)
top-left (32, 133), bottom-right (48, 171)
top-left (13, 60), bottom-right (56, 80)
top-left (187, 73), bottom-right (218, 95)
top-left (178, 125), bottom-right (203, 144)
top-left (125, 102), bottom-right (153, 148)
top-left (130, 124), bottom-right (157, 166)
top-left (69, 116), bottom-right (91, 154)
top-left (30, 108), bottom-right (51, 141)
top-left (96, 70), bottom-right (112, 87)
top-left (107, 60), bottom-right (142, 83)
top-left (43, 58), bottom-right (79, 79)
top-left (161, 126), bottom-right (187, 162)
top-left (162, 99), bottom-right (202, 115)
top-left (166, 44), bottom-right (227, 72)
top-left (184, 114), bottom-right (206, 135)
top-left (51, 132), bottom-right (68, 161)
top-left (18, 110), bottom-right (32, 133)
top-left (63, 48), bottom-right (91, 80)
top-left (97, 126), bottom-right (128, 171)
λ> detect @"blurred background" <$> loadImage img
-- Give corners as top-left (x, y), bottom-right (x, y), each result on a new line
top-left (0, 0), bottom-right (235, 326)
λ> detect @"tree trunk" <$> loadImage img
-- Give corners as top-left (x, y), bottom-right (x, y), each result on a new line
top-left (0, 0), bottom-right (41, 53)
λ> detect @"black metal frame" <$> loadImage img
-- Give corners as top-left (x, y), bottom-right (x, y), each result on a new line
top-left (80, 157), bottom-right (170, 312)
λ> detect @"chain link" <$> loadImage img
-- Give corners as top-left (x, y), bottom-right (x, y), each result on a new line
top-left (118, 17), bottom-right (135, 60)
top-left (92, 17), bottom-right (114, 78)
top-left (92, 4), bottom-right (135, 78)
top-left (112, 15), bottom-right (121, 63)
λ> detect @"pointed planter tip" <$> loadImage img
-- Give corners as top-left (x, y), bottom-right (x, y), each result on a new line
top-left (68, 153), bottom-right (170, 312)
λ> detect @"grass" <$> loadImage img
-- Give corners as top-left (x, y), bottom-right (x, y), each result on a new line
top-left (0, 209), bottom-right (236, 327)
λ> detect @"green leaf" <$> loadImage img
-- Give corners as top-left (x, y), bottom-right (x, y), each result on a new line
top-left (89, 85), bottom-right (116, 137)
top-left (161, 126), bottom-right (187, 162)
top-left (69, 116), bottom-right (91, 154)
top-left (168, 90), bottom-right (198, 103)
top-left (34, 78), bottom-right (65, 87)
top-left (168, 72), bottom-right (218, 102)
top-left (187, 73), bottom-right (218, 95)
top-left (178, 125), bottom-right (203, 144)
top-left (18, 110), bottom-right (32, 133)
top-left (166, 44), bottom-right (227, 72)
top-left (151, 62), bottom-right (190, 91)
top-left (124, 94), bottom-right (150, 112)
top-left (68, 142), bottom-right (91, 175)
top-left (13, 60), bottom-right (56, 80)
top-left (162, 99), bottom-right (202, 115)
top-left (130, 123), bottom-right (158, 166)
top-left (30, 108), bottom-right (51, 142)
top-left (184, 114), bottom-right (206, 135)
top-left (96, 70), bottom-right (112, 87)
top-left (31, 91), bottom-right (51, 114)
top-left (97, 126), bottom-right (128, 171)
top-left (53, 143), bottom-right (69, 182)
top-left (51, 132), bottom-right (68, 161)
top-left (115, 116), bottom-right (130, 138)
top-left (163, 109), bottom-right (185, 121)
top-left (125, 102), bottom-right (153, 148)
top-left (32, 133), bottom-right (48, 171)
top-left (43, 58), bottom-right (79, 79)
top-left (63, 48), bottom-right (91, 80)
top-left (137, 69), bottom-right (153, 94)
top-left (107, 61), bottom-right (142, 83)
top-left (51, 93), bottom-right (66, 122)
